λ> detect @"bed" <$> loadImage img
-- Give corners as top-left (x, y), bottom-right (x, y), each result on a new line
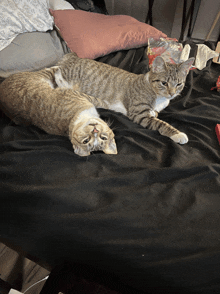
top-left (1, 2), bottom-right (220, 294)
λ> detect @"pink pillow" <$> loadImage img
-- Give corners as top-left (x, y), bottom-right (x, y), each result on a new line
top-left (50, 9), bottom-right (167, 59)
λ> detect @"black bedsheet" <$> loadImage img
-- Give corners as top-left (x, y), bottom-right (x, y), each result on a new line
top-left (1, 44), bottom-right (220, 294)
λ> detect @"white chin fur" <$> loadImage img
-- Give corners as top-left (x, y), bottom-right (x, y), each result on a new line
top-left (74, 107), bottom-right (99, 127)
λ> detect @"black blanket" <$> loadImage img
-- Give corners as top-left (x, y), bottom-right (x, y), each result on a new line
top-left (1, 44), bottom-right (220, 294)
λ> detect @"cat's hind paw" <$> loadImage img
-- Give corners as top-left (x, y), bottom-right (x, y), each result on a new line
top-left (170, 132), bottom-right (188, 144)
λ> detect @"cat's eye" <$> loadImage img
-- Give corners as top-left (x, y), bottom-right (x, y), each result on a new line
top-left (177, 83), bottom-right (182, 87)
top-left (162, 81), bottom-right (168, 86)
top-left (100, 135), bottom-right (108, 141)
top-left (83, 137), bottom-right (90, 144)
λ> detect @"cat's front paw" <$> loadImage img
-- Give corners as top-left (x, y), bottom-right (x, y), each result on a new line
top-left (170, 132), bottom-right (188, 144)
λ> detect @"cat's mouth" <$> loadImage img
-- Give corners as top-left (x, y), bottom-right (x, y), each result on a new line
top-left (166, 93), bottom-right (177, 100)
top-left (170, 93), bottom-right (178, 99)
top-left (89, 123), bottom-right (99, 133)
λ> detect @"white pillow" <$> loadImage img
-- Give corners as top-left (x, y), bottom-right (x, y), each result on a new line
top-left (48, 0), bottom-right (75, 10)
top-left (0, 0), bottom-right (54, 52)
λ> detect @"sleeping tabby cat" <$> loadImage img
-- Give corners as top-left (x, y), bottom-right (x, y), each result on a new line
top-left (0, 68), bottom-right (117, 156)
top-left (54, 53), bottom-right (194, 144)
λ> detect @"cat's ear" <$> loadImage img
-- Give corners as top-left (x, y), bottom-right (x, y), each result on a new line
top-left (74, 146), bottom-right (90, 157)
top-left (179, 58), bottom-right (195, 75)
top-left (103, 138), bottom-right (117, 155)
top-left (151, 56), bottom-right (167, 73)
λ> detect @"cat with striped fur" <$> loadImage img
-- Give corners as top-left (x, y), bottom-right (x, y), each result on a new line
top-left (54, 53), bottom-right (194, 144)
top-left (0, 68), bottom-right (117, 157)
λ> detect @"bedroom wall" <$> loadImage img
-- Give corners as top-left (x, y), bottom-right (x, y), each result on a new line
top-left (104, 0), bottom-right (220, 42)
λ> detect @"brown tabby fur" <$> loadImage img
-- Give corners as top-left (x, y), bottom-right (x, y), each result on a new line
top-left (54, 53), bottom-right (194, 144)
top-left (0, 68), bottom-right (117, 156)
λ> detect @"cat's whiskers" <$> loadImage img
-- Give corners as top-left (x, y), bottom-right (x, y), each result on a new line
top-left (105, 118), bottom-right (114, 128)
top-left (110, 125), bottom-right (119, 132)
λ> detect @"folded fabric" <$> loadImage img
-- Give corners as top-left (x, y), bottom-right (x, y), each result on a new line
top-left (48, 0), bottom-right (75, 10)
top-left (0, 0), bottom-right (54, 52)
top-left (50, 9), bottom-right (167, 59)
top-left (180, 43), bottom-right (219, 70)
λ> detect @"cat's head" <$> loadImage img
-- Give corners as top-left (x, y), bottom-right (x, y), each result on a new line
top-left (149, 56), bottom-right (194, 99)
top-left (70, 117), bottom-right (117, 156)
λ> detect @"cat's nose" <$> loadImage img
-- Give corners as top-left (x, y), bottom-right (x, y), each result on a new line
top-left (92, 127), bottom-right (99, 133)
top-left (169, 90), bottom-right (175, 97)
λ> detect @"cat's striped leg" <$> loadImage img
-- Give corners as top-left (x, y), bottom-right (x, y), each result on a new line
top-left (170, 132), bottom-right (188, 144)
top-left (147, 116), bottom-right (188, 144)
top-left (132, 112), bottom-right (188, 144)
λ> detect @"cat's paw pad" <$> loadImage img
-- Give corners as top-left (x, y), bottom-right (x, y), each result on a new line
top-left (170, 132), bottom-right (188, 144)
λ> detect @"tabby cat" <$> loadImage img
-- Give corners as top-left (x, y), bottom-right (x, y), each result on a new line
top-left (0, 68), bottom-right (117, 156)
top-left (54, 53), bottom-right (194, 144)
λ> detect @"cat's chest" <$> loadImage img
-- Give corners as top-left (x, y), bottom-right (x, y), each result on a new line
top-left (153, 96), bottom-right (170, 112)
